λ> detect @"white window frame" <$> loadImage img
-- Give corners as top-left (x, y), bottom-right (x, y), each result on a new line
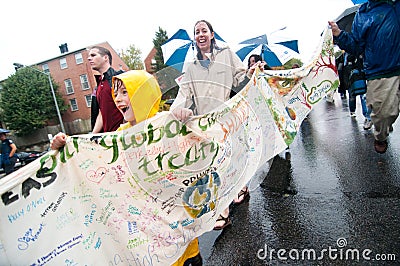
top-left (70, 98), bottom-right (78, 111)
top-left (64, 79), bottom-right (74, 94)
top-left (75, 53), bottom-right (83, 64)
top-left (60, 58), bottom-right (68, 69)
top-left (42, 63), bottom-right (50, 73)
top-left (80, 74), bottom-right (90, 90)
top-left (85, 94), bottom-right (92, 107)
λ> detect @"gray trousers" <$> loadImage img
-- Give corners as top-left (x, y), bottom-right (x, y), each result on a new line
top-left (366, 76), bottom-right (400, 141)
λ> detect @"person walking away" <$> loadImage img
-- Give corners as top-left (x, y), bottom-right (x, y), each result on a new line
top-left (336, 51), bottom-right (347, 99)
top-left (346, 53), bottom-right (373, 130)
top-left (0, 129), bottom-right (18, 175)
top-left (328, 0), bottom-right (400, 154)
top-left (87, 46), bottom-right (124, 133)
top-left (341, 52), bottom-right (353, 103)
top-left (170, 20), bottom-right (267, 230)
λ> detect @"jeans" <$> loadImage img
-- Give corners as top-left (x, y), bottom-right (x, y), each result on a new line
top-left (3, 156), bottom-right (17, 175)
top-left (349, 94), bottom-right (371, 120)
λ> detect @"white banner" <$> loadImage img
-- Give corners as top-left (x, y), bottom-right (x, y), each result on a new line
top-left (0, 27), bottom-right (338, 266)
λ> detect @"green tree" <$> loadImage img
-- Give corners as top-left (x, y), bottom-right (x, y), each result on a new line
top-left (153, 27), bottom-right (169, 72)
top-left (151, 27), bottom-right (180, 99)
top-left (120, 44), bottom-right (144, 70)
top-left (0, 67), bottom-right (68, 136)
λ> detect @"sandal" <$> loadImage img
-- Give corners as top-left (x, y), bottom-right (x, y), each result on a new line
top-left (233, 187), bottom-right (250, 205)
top-left (213, 214), bottom-right (232, 230)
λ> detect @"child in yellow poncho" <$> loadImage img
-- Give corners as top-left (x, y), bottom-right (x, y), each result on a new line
top-left (112, 70), bottom-right (201, 266)
top-left (51, 70), bottom-right (201, 266)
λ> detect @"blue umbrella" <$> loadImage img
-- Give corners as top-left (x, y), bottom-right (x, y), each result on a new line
top-left (235, 34), bottom-right (299, 67)
top-left (161, 29), bottom-right (226, 73)
top-left (351, 0), bottom-right (367, 4)
top-left (161, 29), bottom-right (193, 73)
top-left (0, 128), bottom-right (10, 134)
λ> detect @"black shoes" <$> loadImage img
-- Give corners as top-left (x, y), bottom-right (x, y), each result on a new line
top-left (374, 139), bottom-right (388, 154)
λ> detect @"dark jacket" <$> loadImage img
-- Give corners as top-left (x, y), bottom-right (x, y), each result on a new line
top-left (91, 67), bottom-right (124, 131)
top-left (334, 0), bottom-right (400, 80)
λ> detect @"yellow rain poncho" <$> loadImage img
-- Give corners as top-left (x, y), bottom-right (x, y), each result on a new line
top-left (111, 70), bottom-right (200, 265)
top-left (112, 70), bottom-right (162, 130)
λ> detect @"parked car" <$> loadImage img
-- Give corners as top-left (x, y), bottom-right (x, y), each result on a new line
top-left (16, 151), bottom-right (44, 166)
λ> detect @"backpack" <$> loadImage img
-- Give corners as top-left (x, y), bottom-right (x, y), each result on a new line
top-left (347, 54), bottom-right (367, 96)
top-left (349, 68), bottom-right (367, 96)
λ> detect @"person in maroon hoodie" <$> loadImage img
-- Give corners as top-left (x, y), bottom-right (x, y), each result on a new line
top-left (88, 46), bottom-right (124, 133)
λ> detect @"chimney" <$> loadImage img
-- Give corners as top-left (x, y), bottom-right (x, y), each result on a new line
top-left (59, 43), bottom-right (69, 54)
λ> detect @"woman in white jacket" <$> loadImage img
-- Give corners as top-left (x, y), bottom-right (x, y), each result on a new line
top-left (171, 19), bottom-right (266, 230)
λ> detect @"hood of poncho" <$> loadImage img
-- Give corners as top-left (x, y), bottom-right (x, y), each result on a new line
top-left (112, 70), bottom-right (161, 124)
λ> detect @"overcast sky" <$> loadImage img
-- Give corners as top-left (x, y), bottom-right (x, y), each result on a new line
top-left (0, 0), bottom-right (355, 80)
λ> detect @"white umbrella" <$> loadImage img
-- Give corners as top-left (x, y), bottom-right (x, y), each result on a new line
top-left (235, 34), bottom-right (299, 67)
top-left (161, 29), bottom-right (226, 73)
top-left (161, 29), bottom-right (193, 73)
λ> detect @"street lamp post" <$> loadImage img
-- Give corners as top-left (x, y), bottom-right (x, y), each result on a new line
top-left (13, 63), bottom-right (66, 133)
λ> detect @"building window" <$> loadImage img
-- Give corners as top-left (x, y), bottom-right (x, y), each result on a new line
top-left (64, 79), bottom-right (74, 94)
top-left (60, 58), bottom-right (68, 69)
top-left (151, 59), bottom-right (157, 70)
top-left (80, 74), bottom-right (90, 90)
top-left (42, 64), bottom-right (50, 73)
top-left (70, 98), bottom-right (78, 111)
top-left (75, 53), bottom-right (83, 64)
top-left (85, 95), bottom-right (92, 107)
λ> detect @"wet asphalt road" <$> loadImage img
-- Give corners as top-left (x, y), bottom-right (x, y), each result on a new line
top-left (198, 93), bottom-right (400, 266)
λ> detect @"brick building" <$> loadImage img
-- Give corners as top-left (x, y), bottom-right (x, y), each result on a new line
top-left (144, 47), bottom-right (157, 74)
top-left (32, 41), bottom-right (129, 134)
